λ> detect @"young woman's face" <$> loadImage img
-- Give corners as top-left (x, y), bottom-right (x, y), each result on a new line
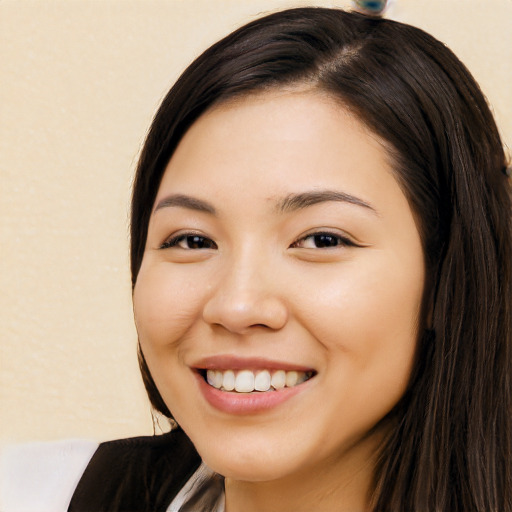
top-left (133, 90), bottom-right (425, 483)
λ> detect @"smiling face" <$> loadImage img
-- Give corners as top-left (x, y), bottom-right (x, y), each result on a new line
top-left (133, 90), bottom-right (425, 486)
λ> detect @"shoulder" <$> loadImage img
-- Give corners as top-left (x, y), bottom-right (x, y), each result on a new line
top-left (68, 429), bottom-right (201, 512)
top-left (0, 438), bottom-right (99, 512)
top-left (1, 430), bottom-right (201, 512)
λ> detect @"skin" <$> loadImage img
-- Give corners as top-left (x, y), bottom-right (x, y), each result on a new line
top-left (133, 89), bottom-right (425, 511)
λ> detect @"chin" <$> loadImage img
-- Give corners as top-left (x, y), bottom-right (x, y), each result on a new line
top-left (189, 430), bottom-right (306, 482)
top-left (203, 453), bottom-right (295, 482)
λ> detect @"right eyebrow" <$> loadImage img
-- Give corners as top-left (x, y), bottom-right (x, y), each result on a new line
top-left (153, 194), bottom-right (216, 215)
top-left (276, 189), bottom-right (378, 216)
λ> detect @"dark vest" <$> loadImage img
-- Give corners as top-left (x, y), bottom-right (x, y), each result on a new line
top-left (68, 429), bottom-right (201, 512)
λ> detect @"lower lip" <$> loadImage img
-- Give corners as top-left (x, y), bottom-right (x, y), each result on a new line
top-left (194, 372), bottom-right (310, 414)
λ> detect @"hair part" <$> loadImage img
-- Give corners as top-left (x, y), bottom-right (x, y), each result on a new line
top-left (130, 8), bottom-right (512, 511)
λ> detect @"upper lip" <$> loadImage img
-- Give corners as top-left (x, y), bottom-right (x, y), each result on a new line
top-left (191, 355), bottom-right (316, 373)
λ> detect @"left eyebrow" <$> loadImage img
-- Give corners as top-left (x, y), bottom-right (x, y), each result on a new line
top-left (153, 194), bottom-right (217, 215)
top-left (276, 190), bottom-right (378, 215)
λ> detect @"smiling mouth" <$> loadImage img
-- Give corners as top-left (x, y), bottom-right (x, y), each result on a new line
top-left (198, 369), bottom-right (316, 393)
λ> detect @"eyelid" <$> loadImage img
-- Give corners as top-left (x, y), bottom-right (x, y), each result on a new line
top-left (159, 230), bottom-right (217, 250)
top-left (290, 229), bottom-right (363, 249)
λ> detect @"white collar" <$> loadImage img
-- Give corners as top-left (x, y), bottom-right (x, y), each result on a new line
top-left (166, 462), bottom-right (225, 512)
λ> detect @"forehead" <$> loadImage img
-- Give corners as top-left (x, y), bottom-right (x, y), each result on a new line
top-left (157, 90), bottom-right (397, 204)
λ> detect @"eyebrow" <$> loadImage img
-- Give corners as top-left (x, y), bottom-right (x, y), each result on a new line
top-left (276, 190), bottom-right (378, 215)
top-left (153, 190), bottom-right (377, 217)
top-left (154, 194), bottom-right (216, 215)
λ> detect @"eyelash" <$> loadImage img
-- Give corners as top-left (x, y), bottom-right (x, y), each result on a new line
top-left (160, 233), bottom-right (217, 250)
top-left (290, 231), bottom-right (358, 249)
top-left (160, 230), bottom-right (357, 251)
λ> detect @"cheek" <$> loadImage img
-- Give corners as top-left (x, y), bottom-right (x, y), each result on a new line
top-left (133, 263), bottom-right (206, 351)
top-left (298, 256), bottom-right (423, 387)
top-left (301, 260), bottom-right (422, 337)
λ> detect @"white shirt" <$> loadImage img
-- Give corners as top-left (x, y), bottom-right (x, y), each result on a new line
top-left (0, 440), bottom-right (225, 512)
top-left (0, 440), bottom-right (98, 512)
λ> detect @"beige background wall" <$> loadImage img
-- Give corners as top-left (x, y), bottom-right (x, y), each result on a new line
top-left (1, 0), bottom-right (510, 445)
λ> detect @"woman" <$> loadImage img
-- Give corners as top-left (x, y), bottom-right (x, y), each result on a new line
top-left (4, 5), bottom-right (511, 512)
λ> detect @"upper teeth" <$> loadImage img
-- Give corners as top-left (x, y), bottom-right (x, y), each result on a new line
top-left (206, 369), bottom-right (312, 393)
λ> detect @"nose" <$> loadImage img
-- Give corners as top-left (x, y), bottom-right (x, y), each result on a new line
top-left (202, 255), bottom-right (288, 334)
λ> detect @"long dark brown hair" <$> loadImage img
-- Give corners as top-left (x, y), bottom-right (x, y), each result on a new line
top-left (130, 8), bottom-right (512, 511)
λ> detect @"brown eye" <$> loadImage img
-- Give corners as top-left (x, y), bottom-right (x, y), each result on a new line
top-left (291, 232), bottom-right (355, 249)
top-left (310, 234), bottom-right (342, 248)
top-left (161, 234), bottom-right (217, 250)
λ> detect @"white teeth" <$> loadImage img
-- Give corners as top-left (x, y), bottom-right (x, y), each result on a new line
top-left (222, 370), bottom-right (235, 391)
top-left (254, 370), bottom-right (271, 391)
top-left (206, 370), bottom-right (223, 389)
top-left (285, 371), bottom-right (298, 387)
top-left (205, 368), bottom-right (312, 393)
top-left (235, 370), bottom-right (255, 392)
top-left (271, 370), bottom-right (286, 390)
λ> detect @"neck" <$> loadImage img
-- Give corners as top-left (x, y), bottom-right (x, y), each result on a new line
top-left (224, 434), bottom-right (380, 512)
